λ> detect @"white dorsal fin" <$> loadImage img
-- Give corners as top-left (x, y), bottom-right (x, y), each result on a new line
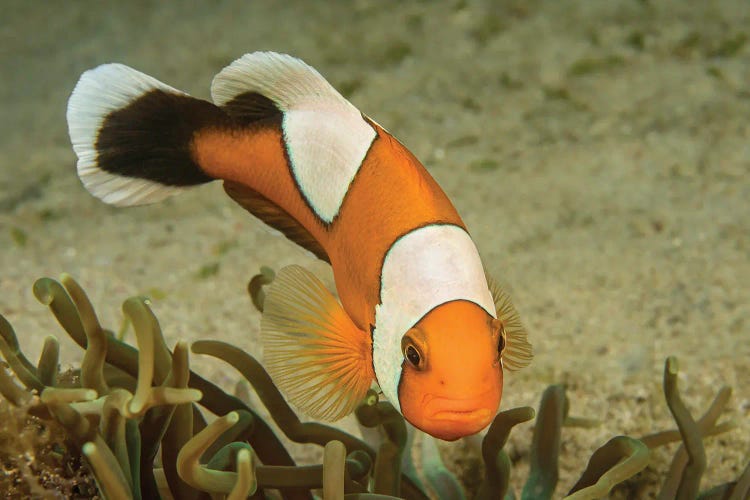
top-left (211, 52), bottom-right (377, 224)
top-left (261, 265), bottom-right (375, 421)
top-left (210, 51), bottom-right (349, 112)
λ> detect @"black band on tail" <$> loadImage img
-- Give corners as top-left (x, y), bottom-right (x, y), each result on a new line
top-left (96, 89), bottom-right (228, 186)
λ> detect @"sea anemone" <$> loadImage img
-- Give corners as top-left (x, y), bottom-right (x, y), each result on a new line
top-left (0, 272), bottom-right (746, 499)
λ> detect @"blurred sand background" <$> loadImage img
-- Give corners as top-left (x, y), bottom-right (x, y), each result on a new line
top-left (1, 0), bottom-right (748, 496)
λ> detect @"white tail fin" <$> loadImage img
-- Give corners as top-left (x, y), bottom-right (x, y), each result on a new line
top-left (67, 64), bottom-right (222, 206)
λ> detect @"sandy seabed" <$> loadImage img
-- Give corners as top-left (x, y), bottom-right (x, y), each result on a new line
top-left (1, 1), bottom-right (748, 497)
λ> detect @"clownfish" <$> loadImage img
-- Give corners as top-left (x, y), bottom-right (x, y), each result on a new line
top-left (66, 52), bottom-right (532, 441)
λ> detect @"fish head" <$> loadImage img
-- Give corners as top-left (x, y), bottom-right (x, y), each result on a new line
top-left (397, 300), bottom-right (503, 441)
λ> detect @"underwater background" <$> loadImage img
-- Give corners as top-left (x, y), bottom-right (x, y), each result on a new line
top-left (1, 0), bottom-right (748, 496)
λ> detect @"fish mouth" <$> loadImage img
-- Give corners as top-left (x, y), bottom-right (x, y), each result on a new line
top-left (424, 390), bottom-right (496, 423)
top-left (431, 407), bottom-right (493, 423)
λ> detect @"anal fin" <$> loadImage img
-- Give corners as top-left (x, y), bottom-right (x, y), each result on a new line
top-left (261, 265), bottom-right (374, 421)
top-left (224, 181), bottom-right (330, 263)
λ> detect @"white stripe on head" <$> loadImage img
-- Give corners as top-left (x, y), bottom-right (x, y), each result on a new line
top-left (372, 224), bottom-right (496, 412)
top-left (211, 52), bottom-right (376, 223)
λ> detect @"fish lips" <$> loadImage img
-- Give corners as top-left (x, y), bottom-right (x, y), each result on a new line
top-left (416, 390), bottom-right (499, 440)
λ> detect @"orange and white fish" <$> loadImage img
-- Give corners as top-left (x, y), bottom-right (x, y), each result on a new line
top-left (67, 52), bottom-right (532, 440)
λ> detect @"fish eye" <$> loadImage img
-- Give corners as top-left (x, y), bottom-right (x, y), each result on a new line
top-left (404, 344), bottom-right (421, 368)
top-left (401, 329), bottom-right (426, 370)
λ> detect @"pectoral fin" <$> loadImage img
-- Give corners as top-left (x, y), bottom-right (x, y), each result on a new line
top-left (261, 265), bottom-right (374, 421)
top-left (487, 275), bottom-right (533, 371)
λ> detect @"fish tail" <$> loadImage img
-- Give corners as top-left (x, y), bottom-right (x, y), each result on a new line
top-left (67, 63), bottom-right (228, 206)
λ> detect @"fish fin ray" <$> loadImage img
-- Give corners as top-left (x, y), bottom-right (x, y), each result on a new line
top-left (223, 181), bottom-right (330, 263)
top-left (261, 265), bottom-right (374, 421)
top-left (217, 91), bottom-right (282, 125)
top-left (487, 275), bottom-right (533, 371)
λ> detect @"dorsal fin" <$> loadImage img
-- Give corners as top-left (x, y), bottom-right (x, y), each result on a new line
top-left (221, 91), bottom-right (282, 125)
top-left (210, 51), bottom-right (350, 113)
top-left (223, 181), bottom-right (330, 263)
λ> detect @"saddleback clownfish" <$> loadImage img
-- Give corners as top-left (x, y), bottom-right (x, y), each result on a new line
top-left (66, 52), bottom-right (532, 441)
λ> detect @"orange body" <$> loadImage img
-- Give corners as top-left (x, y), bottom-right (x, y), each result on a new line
top-left (196, 124), bottom-right (464, 329)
